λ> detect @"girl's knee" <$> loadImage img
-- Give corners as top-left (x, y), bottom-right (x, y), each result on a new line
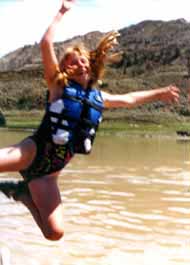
top-left (44, 227), bottom-right (64, 241)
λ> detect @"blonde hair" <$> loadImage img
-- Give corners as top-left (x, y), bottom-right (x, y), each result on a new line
top-left (54, 31), bottom-right (120, 88)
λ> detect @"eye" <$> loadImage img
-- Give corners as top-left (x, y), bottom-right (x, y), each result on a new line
top-left (80, 58), bottom-right (86, 63)
top-left (68, 58), bottom-right (77, 66)
top-left (80, 57), bottom-right (89, 65)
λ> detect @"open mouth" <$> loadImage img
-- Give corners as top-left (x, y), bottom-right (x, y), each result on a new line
top-left (66, 66), bottom-right (89, 79)
top-left (77, 69), bottom-right (89, 76)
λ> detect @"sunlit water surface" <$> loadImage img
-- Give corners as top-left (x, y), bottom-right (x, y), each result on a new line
top-left (0, 130), bottom-right (190, 265)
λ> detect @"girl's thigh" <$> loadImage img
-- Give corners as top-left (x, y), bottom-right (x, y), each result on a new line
top-left (28, 175), bottom-right (64, 231)
top-left (0, 138), bottom-right (36, 172)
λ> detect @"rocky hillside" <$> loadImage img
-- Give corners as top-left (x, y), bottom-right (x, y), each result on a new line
top-left (1, 19), bottom-right (190, 72)
top-left (1, 19), bottom-right (190, 121)
top-left (0, 31), bottom-right (105, 72)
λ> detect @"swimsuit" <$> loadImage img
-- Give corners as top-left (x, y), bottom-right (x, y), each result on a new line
top-left (19, 134), bottom-right (74, 182)
top-left (19, 81), bottom-right (104, 182)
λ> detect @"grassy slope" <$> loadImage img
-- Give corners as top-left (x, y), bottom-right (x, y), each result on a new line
top-left (1, 64), bottom-right (190, 134)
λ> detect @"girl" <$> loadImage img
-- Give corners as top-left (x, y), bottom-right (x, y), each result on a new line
top-left (0, 0), bottom-right (179, 241)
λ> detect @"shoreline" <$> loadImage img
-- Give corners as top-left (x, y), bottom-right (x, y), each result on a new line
top-left (1, 109), bottom-right (190, 138)
top-left (1, 122), bottom-right (190, 140)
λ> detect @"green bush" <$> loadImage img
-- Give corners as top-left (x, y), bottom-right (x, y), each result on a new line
top-left (0, 110), bottom-right (6, 126)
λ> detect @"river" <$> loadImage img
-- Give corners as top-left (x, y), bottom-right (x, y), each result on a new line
top-left (0, 130), bottom-right (190, 265)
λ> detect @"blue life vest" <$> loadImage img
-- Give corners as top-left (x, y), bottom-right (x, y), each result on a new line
top-left (47, 81), bottom-right (104, 154)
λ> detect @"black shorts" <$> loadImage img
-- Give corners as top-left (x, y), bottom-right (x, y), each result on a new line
top-left (19, 134), bottom-right (74, 182)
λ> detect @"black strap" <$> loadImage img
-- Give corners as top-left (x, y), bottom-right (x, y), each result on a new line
top-left (49, 111), bottom-right (79, 123)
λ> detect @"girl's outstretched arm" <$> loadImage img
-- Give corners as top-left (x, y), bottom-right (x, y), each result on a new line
top-left (40, 0), bottom-right (75, 90)
top-left (102, 85), bottom-right (180, 109)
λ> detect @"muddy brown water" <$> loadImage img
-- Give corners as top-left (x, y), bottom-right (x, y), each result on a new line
top-left (0, 130), bottom-right (190, 265)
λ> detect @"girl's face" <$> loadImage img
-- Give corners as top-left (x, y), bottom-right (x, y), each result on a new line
top-left (63, 51), bottom-right (91, 88)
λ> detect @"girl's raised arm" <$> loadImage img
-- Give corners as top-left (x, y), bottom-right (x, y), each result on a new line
top-left (40, 0), bottom-right (75, 89)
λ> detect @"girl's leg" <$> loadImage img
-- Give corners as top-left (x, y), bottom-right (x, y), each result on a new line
top-left (13, 183), bottom-right (44, 234)
top-left (0, 138), bottom-right (64, 241)
top-left (0, 137), bottom-right (47, 238)
top-left (0, 138), bottom-right (36, 172)
top-left (15, 175), bottom-right (64, 241)
top-left (18, 174), bottom-right (64, 241)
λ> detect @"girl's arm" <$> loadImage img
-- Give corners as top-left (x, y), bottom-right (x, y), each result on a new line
top-left (101, 85), bottom-right (180, 109)
top-left (40, 0), bottom-right (75, 89)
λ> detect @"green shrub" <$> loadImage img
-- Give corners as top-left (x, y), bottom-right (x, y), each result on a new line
top-left (0, 110), bottom-right (6, 126)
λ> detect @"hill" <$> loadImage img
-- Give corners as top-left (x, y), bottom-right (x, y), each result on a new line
top-left (1, 19), bottom-right (190, 123)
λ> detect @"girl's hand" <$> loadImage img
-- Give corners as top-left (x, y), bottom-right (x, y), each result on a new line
top-left (159, 85), bottom-right (180, 104)
top-left (60, 0), bottom-right (75, 13)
